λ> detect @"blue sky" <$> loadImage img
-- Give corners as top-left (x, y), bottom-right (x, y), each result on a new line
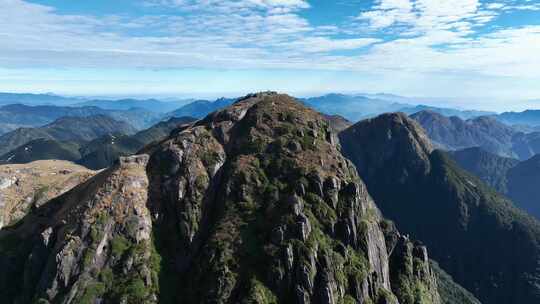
top-left (1, 0), bottom-right (540, 110)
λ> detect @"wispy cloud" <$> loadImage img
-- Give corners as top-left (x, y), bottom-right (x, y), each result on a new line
top-left (0, 0), bottom-right (540, 99)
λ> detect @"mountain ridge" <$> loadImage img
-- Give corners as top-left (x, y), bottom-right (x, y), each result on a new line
top-left (0, 93), bottom-right (446, 304)
top-left (411, 110), bottom-right (540, 160)
top-left (0, 115), bottom-right (136, 157)
top-left (339, 112), bottom-right (540, 304)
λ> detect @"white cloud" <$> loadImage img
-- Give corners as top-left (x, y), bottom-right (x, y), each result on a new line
top-left (358, 0), bottom-right (488, 33)
top-left (0, 0), bottom-right (540, 100)
top-left (144, 0), bottom-right (309, 13)
top-left (0, 0), bottom-right (379, 70)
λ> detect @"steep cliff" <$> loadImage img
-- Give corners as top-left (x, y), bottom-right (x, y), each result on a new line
top-left (0, 93), bottom-right (441, 304)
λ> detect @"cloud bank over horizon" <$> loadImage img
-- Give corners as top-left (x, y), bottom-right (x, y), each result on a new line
top-left (1, 0), bottom-right (540, 109)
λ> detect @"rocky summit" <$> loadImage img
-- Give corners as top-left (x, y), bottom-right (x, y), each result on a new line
top-left (0, 93), bottom-right (443, 304)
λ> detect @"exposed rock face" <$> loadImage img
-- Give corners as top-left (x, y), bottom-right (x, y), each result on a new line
top-left (0, 155), bottom-right (155, 303)
top-left (340, 112), bottom-right (540, 304)
top-left (0, 160), bottom-right (96, 229)
top-left (0, 93), bottom-right (441, 303)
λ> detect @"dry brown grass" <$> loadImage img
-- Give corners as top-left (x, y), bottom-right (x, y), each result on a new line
top-left (0, 160), bottom-right (97, 228)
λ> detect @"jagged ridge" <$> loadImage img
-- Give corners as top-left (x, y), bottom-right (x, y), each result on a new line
top-left (0, 93), bottom-right (441, 304)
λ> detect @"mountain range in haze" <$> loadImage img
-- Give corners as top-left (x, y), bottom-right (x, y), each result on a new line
top-left (0, 93), bottom-right (472, 304)
top-left (0, 116), bottom-right (196, 170)
top-left (412, 110), bottom-right (540, 160)
top-left (0, 92), bottom-right (191, 111)
top-left (3, 93), bottom-right (540, 304)
top-left (4, 91), bottom-right (540, 174)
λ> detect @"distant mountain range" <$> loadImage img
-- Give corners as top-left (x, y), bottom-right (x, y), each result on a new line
top-left (3, 92), bottom-right (540, 304)
top-left (74, 98), bottom-right (192, 113)
top-left (165, 97), bottom-right (237, 119)
top-left (0, 96), bottom-right (234, 135)
top-left (0, 116), bottom-right (196, 169)
top-left (400, 104), bottom-right (494, 119)
top-left (0, 115), bottom-right (136, 157)
top-left (0, 104), bottom-right (162, 134)
top-left (302, 93), bottom-right (409, 121)
top-left (0, 92), bottom-right (83, 106)
top-left (0, 92), bottom-right (191, 111)
top-left (497, 110), bottom-right (540, 126)
top-left (412, 110), bottom-right (540, 160)
top-left (303, 93), bottom-right (494, 122)
top-left (77, 116), bottom-right (196, 169)
top-left (3, 90), bottom-right (540, 126)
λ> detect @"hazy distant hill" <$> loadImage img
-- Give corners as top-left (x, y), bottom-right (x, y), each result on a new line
top-left (0, 123), bottom-right (23, 136)
top-left (0, 104), bottom-right (111, 126)
top-left (166, 97), bottom-right (236, 118)
top-left (400, 105), bottom-right (494, 120)
top-left (0, 115), bottom-right (136, 156)
top-left (497, 110), bottom-right (540, 126)
top-left (77, 117), bottom-right (196, 169)
top-left (0, 92), bottom-right (82, 106)
top-left (0, 104), bottom-right (161, 131)
top-left (75, 98), bottom-right (191, 113)
top-left (411, 110), bottom-right (517, 156)
top-left (131, 116), bottom-right (196, 144)
top-left (412, 110), bottom-right (540, 160)
top-left (77, 133), bottom-right (143, 170)
top-left (303, 93), bottom-right (409, 121)
top-left (303, 93), bottom-right (491, 122)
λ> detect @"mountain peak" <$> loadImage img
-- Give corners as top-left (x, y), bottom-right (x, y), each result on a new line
top-left (0, 94), bottom-right (442, 304)
top-left (339, 112), bottom-right (434, 181)
top-left (339, 112), bottom-right (540, 304)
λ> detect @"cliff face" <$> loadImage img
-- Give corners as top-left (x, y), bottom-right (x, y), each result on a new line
top-left (144, 93), bottom-right (441, 304)
top-left (0, 155), bottom-right (154, 303)
top-left (340, 113), bottom-right (540, 304)
top-left (0, 93), bottom-right (440, 304)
